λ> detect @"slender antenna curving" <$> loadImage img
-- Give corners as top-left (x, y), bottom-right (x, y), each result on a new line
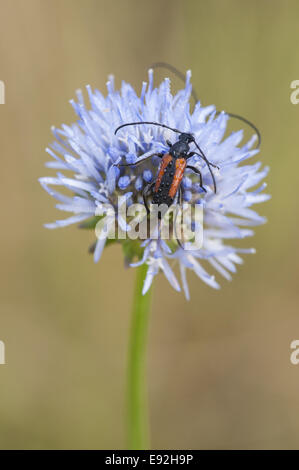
top-left (193, 142), bottom-right (218, 193)
top-left (150, 62), bottom-right (261, 149)
top-left (150, 62), bottom-right (198, 104)
top-left (115, 121), bottom-right (182, 135)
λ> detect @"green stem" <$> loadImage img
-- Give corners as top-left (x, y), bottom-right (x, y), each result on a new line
top-left (127, 263), bottom-right (152, 450)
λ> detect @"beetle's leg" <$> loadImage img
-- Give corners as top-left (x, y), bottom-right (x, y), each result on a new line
top-left (185, 151), bottom-right (197, 160)
top-left (142, 181), bottom-right (155, 215)
top-left (88, 240), bottom-right (97, 254)
top-left (114, 152), bottom-right (163, 168)
top-left (186, 151), bottom-right (218, 193)
top-left (186, 151), bottom-right (219, 169)
top-left (173, 187), bottom-right (184, 250)
top-left (186, 165), bottom-right (207, 193)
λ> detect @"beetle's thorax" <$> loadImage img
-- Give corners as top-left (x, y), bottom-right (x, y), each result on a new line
top-left (169, 140), bottom-right (189, 159)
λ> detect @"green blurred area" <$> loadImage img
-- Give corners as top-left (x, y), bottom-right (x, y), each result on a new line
top-left (0, 0), bottom-right (299, 449)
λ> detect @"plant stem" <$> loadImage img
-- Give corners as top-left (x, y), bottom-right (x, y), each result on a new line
top-left (127, 263), bottom-right (152, 450)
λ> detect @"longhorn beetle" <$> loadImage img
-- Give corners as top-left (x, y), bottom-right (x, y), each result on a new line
top-left (114, 121), bottom-right (219, 216)
top-left (114, 65), bottom-right (261, 216)
top-left (114, 66), bottom-right (261, 247)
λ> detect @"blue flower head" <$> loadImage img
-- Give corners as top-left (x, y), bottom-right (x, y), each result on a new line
top-left (40, 70), bottom-right (270, 299)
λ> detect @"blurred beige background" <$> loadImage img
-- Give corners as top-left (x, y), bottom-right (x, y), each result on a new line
top-left (0, 0), bottom-right (299, 449)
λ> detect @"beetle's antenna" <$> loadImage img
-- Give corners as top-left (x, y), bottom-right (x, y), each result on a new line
top-left (115, 121), bottom-right (182, 135)
top-left (192, 141), bottom-right (218, 193)
top-left (150, 62), bottom-right (198, 104)
top-left (219, 112), bottom-right (261, 148)
top-left (150, 62), bottom-right (261, 149)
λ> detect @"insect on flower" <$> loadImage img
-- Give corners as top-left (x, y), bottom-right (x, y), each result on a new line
top-left (114, 64), bottom-right (262, 233)
top-left (114, 121), bottom-right (219, 216)
top-left (40, 65), bottom-right (270, 298)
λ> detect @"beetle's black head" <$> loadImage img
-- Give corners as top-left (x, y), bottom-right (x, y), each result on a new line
top-left (179, 132), bottom-right (194, 144)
